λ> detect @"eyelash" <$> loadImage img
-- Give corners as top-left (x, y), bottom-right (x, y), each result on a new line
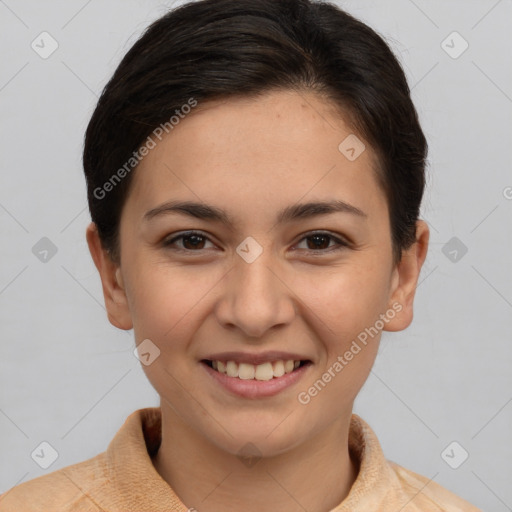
top-left (162, 230), bottom-right (350, 254)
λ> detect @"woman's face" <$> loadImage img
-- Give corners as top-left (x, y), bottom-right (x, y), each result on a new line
top-left (90, 89), bottom-right (428, 456)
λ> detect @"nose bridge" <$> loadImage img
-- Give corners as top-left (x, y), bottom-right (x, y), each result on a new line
top-left (216, 244), bottom-right (295, 338)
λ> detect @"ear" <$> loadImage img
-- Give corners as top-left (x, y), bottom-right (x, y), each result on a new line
top-left (384, 220), bottom-right (429, 332)
top-left (85, 222), bottom-right (133, 330)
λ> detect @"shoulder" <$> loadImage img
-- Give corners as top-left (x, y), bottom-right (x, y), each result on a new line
top-left (387, 460), bottom-right (482, 512)
top-left (0, 451), bottom-right (109, 511)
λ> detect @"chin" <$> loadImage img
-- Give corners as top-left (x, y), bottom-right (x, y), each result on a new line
top-left (204, 417), bottom-right (310, 459)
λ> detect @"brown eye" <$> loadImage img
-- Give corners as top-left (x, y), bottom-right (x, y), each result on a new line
top-left (295, 232), bottom-right (348, 253)
top-left (306, 234), bottom-right (331, 250)
top-left (181, 234), bottom-right (206, 250)
top-left (163, 231), bottom-right (214, 251)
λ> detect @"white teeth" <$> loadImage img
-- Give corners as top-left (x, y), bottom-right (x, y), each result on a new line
top-left (284, 360), bottom-right (295, 373)
top-left (238, 363), bottom-right (255, 380)
top-left (254, 362), bottom-right (274, 381)
top-left (226, 361), bottom-right (239, 377)
top-left (273, 360), bottom-right (285, 377)
top-left (210, 359), bottom-right (303, 380)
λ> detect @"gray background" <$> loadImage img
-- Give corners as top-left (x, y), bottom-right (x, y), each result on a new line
top-left (1, 0), bottom-right (511, 509)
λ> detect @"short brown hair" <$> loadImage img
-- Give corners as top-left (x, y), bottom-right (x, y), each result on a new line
top-left (83, 0), bottom-right (427, 264)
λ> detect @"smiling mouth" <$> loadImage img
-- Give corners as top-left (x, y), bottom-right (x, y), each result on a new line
top-left (202, 359), bottom-right (311, 381)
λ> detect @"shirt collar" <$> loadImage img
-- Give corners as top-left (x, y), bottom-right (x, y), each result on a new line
top-left (92, 407), bottom-right (393, 510)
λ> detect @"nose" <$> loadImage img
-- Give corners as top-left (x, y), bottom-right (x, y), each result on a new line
top-left (214, 249), bottom-right (296, 339)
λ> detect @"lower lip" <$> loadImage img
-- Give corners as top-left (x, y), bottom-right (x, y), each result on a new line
top-left (201, 362), bottom-right (311, 399)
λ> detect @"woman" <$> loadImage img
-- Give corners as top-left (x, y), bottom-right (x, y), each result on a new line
top-left (1, 0), bottom-right (481, 510)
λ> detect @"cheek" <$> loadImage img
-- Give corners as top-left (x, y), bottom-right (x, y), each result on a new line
top-left (124, 264), bottom-right (214, 397)
top-left (291, 262), bottom-right (391, 341)
top-left (294, 267), bottom-right (387, 416)
top-left (125, 261), bottom-right (223, 344)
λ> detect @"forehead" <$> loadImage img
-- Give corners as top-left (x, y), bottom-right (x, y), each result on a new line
top-left (124, 89), bottom-right (387, 226)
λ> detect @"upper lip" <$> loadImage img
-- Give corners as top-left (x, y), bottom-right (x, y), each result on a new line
top-left (202, 351), bottom-right (311, 365)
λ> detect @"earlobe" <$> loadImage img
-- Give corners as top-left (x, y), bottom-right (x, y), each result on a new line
top-left (383, 220), bottom-right (430, 332)
top-left (85, 222), bottom-right (133, 330)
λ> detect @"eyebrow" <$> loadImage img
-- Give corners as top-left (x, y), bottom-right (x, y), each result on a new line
top-left (143, 199), bottom-right (367, 226)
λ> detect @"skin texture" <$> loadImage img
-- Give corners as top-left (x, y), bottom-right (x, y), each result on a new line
top-left (86, 89), bottom-right (429, 512)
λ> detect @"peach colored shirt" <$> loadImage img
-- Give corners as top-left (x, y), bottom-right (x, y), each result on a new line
top-left (0, 407), bottom-right (481, 511)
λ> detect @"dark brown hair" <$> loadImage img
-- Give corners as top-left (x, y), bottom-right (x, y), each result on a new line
top-left (83, 0), bottom-right (427, 264)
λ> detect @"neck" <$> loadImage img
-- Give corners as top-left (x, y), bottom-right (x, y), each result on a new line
top-left (152, 404), bottom-right (359, 512)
